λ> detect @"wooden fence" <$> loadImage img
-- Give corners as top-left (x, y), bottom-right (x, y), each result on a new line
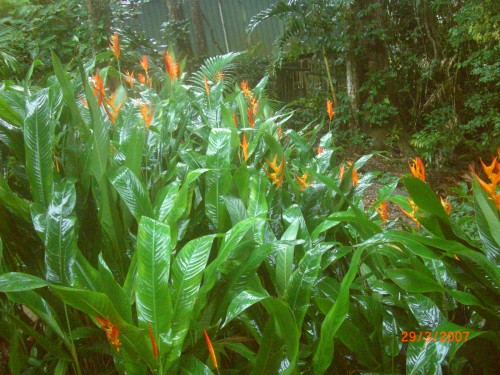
top-left (136, 0), bottom-right (282, 56)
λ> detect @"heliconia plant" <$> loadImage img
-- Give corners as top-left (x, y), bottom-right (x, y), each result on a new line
top-left (0, 32), bottom-right (498, 374)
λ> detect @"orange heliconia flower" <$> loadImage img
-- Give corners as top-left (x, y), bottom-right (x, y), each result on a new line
top-left (409, 157), bottom-right (425, 182)
top-left (317, 146), bottom-right (323, 155)
top-left (398, 198), bottom-right (421, 229)
top-left (248, 107), bottom-right (255, 128)
top-left (91, 72), bottom-right (105, 106)
top-left (96, 316), bottom-right (121, 352)
top-left (376, 201), bottom-right (389, 222)
top-left (295, 171), bottom-right (313, 191)
top-left (124, 71), bottom-right (135, 88)
top-left (440, 197), bottom-right (452, 215)
top-left (470, 154), bottom-right (500, 209)
top-left (349, 161), bottom-right (358, 186)
top-left (241, 132), bottom-right (249, 162)
top-left (326, 99), bottom-right (334, 121)
top-left (138, 73), bottom-right (146, 85)
top-left (104, 91), bottom-right (125, 125)
top-left (339, 162), bottom-right (358, 186)
top-left (164, 51), bottom-right (180, 81)
top-left (232, 113), bottom-right (238, 127)
top-left (140, 55), bottom-right (149, 74)
top-left (148, 323), bottom-right (158, 360)
top-left (204, 75), bottom-right (210, 96)
top-left (277, 126), bottom-right (282, 139)
top-left (263, 155), bottom-right (285, 188)
top-left (109, 32), bottom-right (120, 59)
top-left (203, 329), bottom-right (218, 370)
top-left (139, 102), bottom-right (154, 129)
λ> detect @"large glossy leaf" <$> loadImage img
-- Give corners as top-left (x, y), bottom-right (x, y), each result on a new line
top-left (473, 180), bottom-right (500, 263)
top-left (313, 246), bottom-right (366, 374)
top-left (276, 220), bottom-right (300, 296)
top-left (6, 290), bottom-right (69, 348)
top-left (0, 272), bottom-right (49, 292)
top-left (247, 174), bottom-right (268, 243)
top-left (166, 235), bottom-right (215, 368)
top-left (0, 96), bottom-right (23, 126)
top-left (223, 290), bottom-right (268, 328)
top-left (0, 174), bottom-right (31, 222)
top-left (135, 217), bottom-right (172, 337)
top-left (195, 217), bottom-right (257, 317)
top-left (205, 128), bottom-right (231, 231)
top-left (24, 91), bottom-right (53, 207)
top-left (386, 268), bottom-right (445, 293)
top-left (285, 244), bottom-right (330, 328)
top-left (109, 166), bottom-right (154, 221)
top-left (98, 254), bottom-right (132, 323)
top-left (44, 179), bottom-right (78, 285)
top-left (51, 52), bottom-right (87, 138)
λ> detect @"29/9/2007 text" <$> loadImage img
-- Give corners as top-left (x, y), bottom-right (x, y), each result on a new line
top-left (401, 331), bottom-right (470, 343)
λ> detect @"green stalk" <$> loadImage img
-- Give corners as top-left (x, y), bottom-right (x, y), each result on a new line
top-left (64, 304), bottom-right (82, 375)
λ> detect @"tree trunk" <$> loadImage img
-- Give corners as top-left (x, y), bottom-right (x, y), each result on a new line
top-left (344, 4), bottom-right (359, 127)
top-left (190, 0), bottom-right (207, 55)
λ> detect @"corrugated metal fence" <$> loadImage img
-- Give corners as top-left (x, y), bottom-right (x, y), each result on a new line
top-left (137, 0), bottom-right (282, 56)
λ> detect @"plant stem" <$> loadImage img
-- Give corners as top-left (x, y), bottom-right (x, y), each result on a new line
top-left (322, 47), bottom-right (337, 107)
top-left (64, 304), bottom-right (83, 375)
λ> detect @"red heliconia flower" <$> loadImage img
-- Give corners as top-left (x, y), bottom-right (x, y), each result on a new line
top-left (164, 51), bottom-right (180, 81)
top-left (232, 112), bottom-right (238, 127)
top-left (204, 74), bottom-right (210, 97)
top-left (139, 102), bottom-right (154, 129)
top-left (203, 329), bottom-right (218, 370)
top-left (326, 99), bottom-right (334, 121)
top-left (138, 73), bottom-right (146, 85)
top-left (140, 55), bottom-right (148, 74)
top-left (148, 323), bottom-right (158, 360)
top-left (109, 32), bottom-right (120, 59)
top-left (96, 316), bottom-right (121, 352)
top-left (91, 72), bottom-right (105, 106)
top-left (376, 201), bottom-right (389, 222)
top-left (241, 132), bottom-right (249, 162)
top-left (248, 107), bottom-right (255, 128)
top-left (124, 71), bottom-right (135, 88)
top-left (409, 157), bottom-right (425, 182)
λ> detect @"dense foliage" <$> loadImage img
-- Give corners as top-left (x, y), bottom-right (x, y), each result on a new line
top-left (0, 31), bottom-right (498, 374)
top-left (250, 0), bottom-right (500, 163)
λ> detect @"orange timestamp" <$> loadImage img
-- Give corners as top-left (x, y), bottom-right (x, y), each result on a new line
top-left (401, 330), bottom-right (470, 343)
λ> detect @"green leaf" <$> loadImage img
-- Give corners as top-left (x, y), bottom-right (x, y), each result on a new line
top-left (313, 246), bottom-right (366, 374)
top-left (404, 176), bottom-right (449, 221)
top-left (285, 244), bottom-right (330, 328)
top-left (0, 174), bottom-right (31, 222)
top-left (205, 128), bottom-right (231, 231)
top-left (109, 166), bottom-right (154, 221)
top-left (154, 180), bottom-right (180, 222)
top-left (0, 96), bottom-right (23, 126)
top-left (44, 178), bottom-right (78, 285)
top-left (195, 217), bottom-right (257, 317)
top-left (166, 235), bottom-right (216, 368)
top-left (0, 273), bottom-right (48, 292)
top-left (135, 217), bottom-right (172, 337)
top-left (276, 220), bottom-right (300, 296)
top-left (405, 294), bottom-right (446, 330)
top-left (6, 290), bottom-right (69, 348)
top-left (51, 52), bottom-right (87, 138)
top-left (223, 290), bottom-right (268, 328)
top-left (386, 268), bottom-right (445, 293)
top-left (473, 180), bottom-right (500, 262)
top-left (24, 91), bottom-right (53, 207)
top-left (98, 254), bottom-right (132, 323)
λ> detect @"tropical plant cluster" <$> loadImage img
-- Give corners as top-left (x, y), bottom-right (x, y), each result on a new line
top-left (0, 32), bottom-right (499, 374)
